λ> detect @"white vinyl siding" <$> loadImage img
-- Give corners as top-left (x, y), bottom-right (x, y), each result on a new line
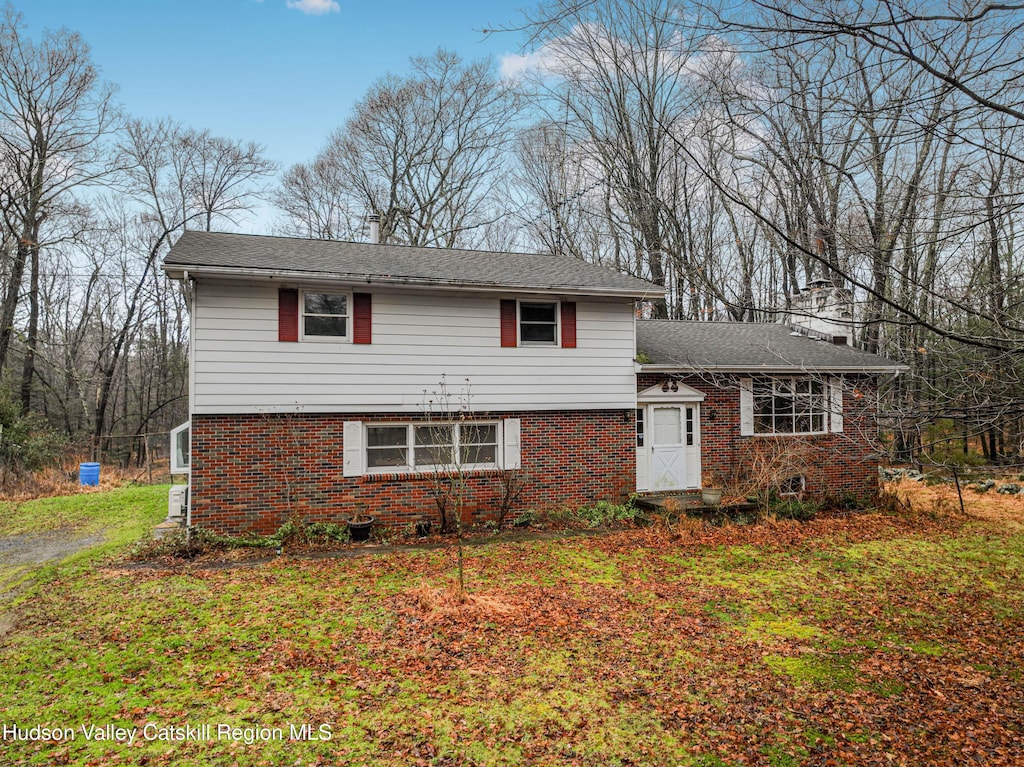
top-left (191, 281), bottom-right (637, 414)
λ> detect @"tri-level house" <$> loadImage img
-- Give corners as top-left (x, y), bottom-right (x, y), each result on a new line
top-left (163, 233), bottom-right (901, 534)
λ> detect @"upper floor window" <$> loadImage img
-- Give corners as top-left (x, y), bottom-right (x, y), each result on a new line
top-left (303, 291), bottom-right (349, 339)
top-left (752, 377), bottom-right (827, 435)
top-left (500, 299), bottom-right (576, 348)
top-left (519, 302), bottom-right (558, 344)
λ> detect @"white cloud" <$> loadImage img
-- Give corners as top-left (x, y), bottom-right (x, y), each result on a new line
top-left (501, 22), bottom-right (733, 87)
top-left (286, 0), bottom-right (340, 15)
top-left (501, 46), bottom-right (559, 80)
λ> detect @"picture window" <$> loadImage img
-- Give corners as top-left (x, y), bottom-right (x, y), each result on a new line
top-left (365, 422), bottom-right (499, 472)
top-left (752, 377), bottom-right (827, 435)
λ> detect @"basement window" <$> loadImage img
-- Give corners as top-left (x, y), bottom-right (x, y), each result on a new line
top-left (779, 475), bottom-right (806, 496)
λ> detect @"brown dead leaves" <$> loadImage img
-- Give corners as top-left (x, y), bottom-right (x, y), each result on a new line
top-left (78, 481), bottom-right (1024, 765)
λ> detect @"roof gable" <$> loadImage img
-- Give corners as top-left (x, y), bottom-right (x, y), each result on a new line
top-left (637, 380), bottom-right (706, 402)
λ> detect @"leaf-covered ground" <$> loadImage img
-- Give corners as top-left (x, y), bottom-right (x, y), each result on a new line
top-left (1, 481), bottom-right (1022, 766)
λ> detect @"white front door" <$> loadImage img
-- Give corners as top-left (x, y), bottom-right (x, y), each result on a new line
top-left (636, 382), bottom-right (705, 493)
top-left (650, 405), bottom-right (689, 491)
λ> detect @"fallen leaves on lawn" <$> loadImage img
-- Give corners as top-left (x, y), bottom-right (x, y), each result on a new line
top-left (4, 480), bottom-right (1023, 766)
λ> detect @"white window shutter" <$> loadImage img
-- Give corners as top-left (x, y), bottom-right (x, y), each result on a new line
top-left (739, 378), bottom-right (754, 436)
top-left (502, 418), bottom-right (522, 470)
top-left (343, 420), bottom-right (364, 477)
top-left (830, 377), bottom-right (844, 433)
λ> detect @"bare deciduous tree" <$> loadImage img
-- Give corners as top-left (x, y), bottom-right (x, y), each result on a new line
top-left (276, 50), bottom-right (517, 248)
top-left (77, 119), bottom-right (275, 457)
top-left (0, 5), bottom-right (118, 411)
top-left (274, 156), bottom-right (360, 240)
top-left (510, 0), bottom-right (729, 317)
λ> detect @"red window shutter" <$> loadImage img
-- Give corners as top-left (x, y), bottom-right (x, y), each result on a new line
top-left (278, 288), bottom-right (299, 342)
top-left (500, 299), bottom-right (517, 347)
top-left (561, 301), bottom-right (577, 348)
top-left (353, 292), bottom-right (372, 344)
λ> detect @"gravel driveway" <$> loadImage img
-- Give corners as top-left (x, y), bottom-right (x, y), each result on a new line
top-left (0, 529), bottom-right (103, 634)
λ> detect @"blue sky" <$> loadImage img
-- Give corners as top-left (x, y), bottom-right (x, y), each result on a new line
top-left (21, 0), bottom-right (527, 174)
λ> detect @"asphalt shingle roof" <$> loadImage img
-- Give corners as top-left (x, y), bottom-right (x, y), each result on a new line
top-left (163, 231), bottom-right (661, 297)
top-left (637, 320), bottom-right (903, 372)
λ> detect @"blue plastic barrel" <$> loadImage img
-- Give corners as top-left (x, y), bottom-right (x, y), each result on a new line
top-left (79, 462), bottom-right (100, 486)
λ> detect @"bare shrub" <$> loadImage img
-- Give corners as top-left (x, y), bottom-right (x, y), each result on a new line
top-left (730, 438), bottom-right (823, 512)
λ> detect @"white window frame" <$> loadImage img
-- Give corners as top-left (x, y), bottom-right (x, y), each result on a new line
top-left (750, 376), bottom-right (829, 436)
top-left (778, 474), bottom-right (806, 496)
top-left (170, 421), bottom-right (190, 474)
top-left (300, 289), bottom-right (352, 342)
top-left (518, 300), bottom-right (560, 346)
top-left (363, 421), bottom-right (501, 474)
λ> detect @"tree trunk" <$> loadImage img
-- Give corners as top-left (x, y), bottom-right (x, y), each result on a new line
top-left (0, 239), bottom-right (29, 373)
top-left (18, 238), bottom-right (40, 413)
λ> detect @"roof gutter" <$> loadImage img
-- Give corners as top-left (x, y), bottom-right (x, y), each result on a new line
top-left (161, 263), bottom-right (665, 300)
top-left (637, 364), bottom-right (908, 375)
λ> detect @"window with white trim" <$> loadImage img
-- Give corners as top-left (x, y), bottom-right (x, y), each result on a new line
top-left (752, 377), bottom-right (828, 435)
top-left (302, 291), bottom-right (350, 339)
top-left (779, 475), bottom-right (806, 496)
top-left (364, 422), bottom-right (499, 472)
top-left (169, 421), bottom-right (190, 474)
top-left (519, 301), bottom-right (558, 344)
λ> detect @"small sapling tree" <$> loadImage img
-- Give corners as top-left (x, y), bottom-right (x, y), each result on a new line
top-left (421, 375), bottom-right (478, 596)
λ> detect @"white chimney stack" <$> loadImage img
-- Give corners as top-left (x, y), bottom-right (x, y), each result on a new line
top-left (788, 279), bottom-right (856, 346)
top-left (367, 214), bottom-right (380, 244)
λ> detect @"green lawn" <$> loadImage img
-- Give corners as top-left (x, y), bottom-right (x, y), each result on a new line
top-left (0, 488), bottom-right (1022, 766)
top-left (0, 484), bottom-right (170, 538)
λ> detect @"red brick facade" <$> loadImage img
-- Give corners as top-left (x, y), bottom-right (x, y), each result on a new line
top-left (637, 373), bottom-right (881, 501)
top-left (190, 409), bottom-right (635, 535)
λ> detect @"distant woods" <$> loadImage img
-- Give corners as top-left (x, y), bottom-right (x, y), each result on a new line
top-left (0, 6), bottom-right (277, 468)
top-left (2, 0), bottom-right (1023, 468)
